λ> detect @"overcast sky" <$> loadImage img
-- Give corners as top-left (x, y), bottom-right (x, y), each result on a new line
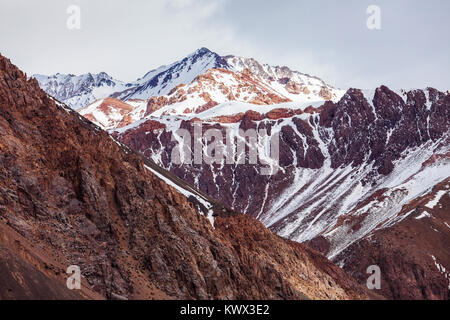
top-left (1, 0), bottom-right (449, 90)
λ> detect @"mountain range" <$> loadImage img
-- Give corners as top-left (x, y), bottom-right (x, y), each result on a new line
top-left (34, 48), bottom-right (343, 110)
top-left (0, 52), bottom-right (380, 300)
top-left (12, 47), bottom-right (450, 300)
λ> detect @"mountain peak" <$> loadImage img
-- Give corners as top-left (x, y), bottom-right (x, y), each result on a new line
top-left (193, 47), bottom-right (214, 55)
top-left (34, 48), bottom-right (344, 109)
top-left (182, 47), bottom-right (219, 62)
top-left (185, 47), bottom-right (229, 69)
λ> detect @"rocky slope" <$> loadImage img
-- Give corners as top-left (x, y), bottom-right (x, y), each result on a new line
top-left (0, 54), bottom-right (374, 300)
top-left (108, 86), bottom-right (449, 299)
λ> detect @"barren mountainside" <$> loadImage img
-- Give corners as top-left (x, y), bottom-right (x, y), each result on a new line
top-left (88, 66), bottom-right (449, 299)
top-left (30, 47), bottom-right (450, 300)
top-left (113, 87), bottom-right (450, 299)
top-left (0, 53), bottom-right (376, 300)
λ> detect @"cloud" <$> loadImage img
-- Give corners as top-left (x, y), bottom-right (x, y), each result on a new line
top-left (1, 0), bottom-right (449, 90)
top-left (165, 0), bottom-right (226, 19)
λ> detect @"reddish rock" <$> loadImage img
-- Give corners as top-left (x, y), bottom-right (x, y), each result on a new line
top-left (244, 110), bottom-right (264, 121)
top-left (319, 86), bottom-right (333, 100)
top-left (335, 180), bottom-right (450, 300)
top-left (118, 114), bottom-right (134, 128)
top-left (210, 113), bottom-right (245, 123)
top-left (266, 108), bottom-right (295, 120)
top-left (195, 100), bottom-right (219, 114)
top-left (78, 98), bottom-right (135, 129)
top-left (304, 106), bottom-right (318, 114)
top-left (145, 96), bottom-right (169, 115)
top-left (285, 81), bottom-right (302, 94)
top-left (98, 97), bottom-right (133, 113)
top-left (168, 83), bottom-right (186, 96)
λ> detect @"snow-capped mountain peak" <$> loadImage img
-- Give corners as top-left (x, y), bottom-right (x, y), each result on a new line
top-left (224, 55), bottom-right (343, 102)
top-left (113, 47), bottom-right (230, 101)
top-left (34, 47), bottom-right (344, 110)
top-left (33, 72), bottom-right (130, 110)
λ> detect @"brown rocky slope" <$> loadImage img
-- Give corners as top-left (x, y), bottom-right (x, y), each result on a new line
top-left (0, 54), bottom-right (375, 300)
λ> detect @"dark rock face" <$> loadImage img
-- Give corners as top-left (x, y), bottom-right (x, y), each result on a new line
top-left (321, 88), bottom-right (376, 169)
top-left (115, 86), bottom-right (449, 217)
top-left (0, 54), bottom-right (372, 300)
top-left (114, 84), bottom-right (449, 300)
top-left (321, 86), bottom-right (449, 174)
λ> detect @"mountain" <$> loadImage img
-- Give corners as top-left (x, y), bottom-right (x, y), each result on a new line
top-left (107, 86), bottom-right (450, 300)
top-left (34, 72), bottom-right (131, 110)
top-left (33, 48), bottom-right (230, 110)
top-left (76, 48), bottom-right (344, 128)
top-left (31, 47), bottom-right (449, 299)
top-left (35, 48), bottom-right (343, 110)
top-left (0, 54), bottom-right (375, 300)
top-left (112, 47), bottom-right (231, 101)
top-left (224, 55), bottom-right (343, 102)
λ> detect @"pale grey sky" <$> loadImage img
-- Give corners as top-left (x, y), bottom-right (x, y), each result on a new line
top-left (1, 0), bottom-right (449, 90)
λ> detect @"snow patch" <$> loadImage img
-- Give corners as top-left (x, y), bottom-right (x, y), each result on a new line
top-left (415, 211), bottom-right (432, 220)
top-left (144, 165), bottom-right (215, 227)
top-left (425, 190), bottom-right (447, 209)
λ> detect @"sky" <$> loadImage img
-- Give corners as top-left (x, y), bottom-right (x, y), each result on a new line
top-left (1, 0), bottom-right (449, 90)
